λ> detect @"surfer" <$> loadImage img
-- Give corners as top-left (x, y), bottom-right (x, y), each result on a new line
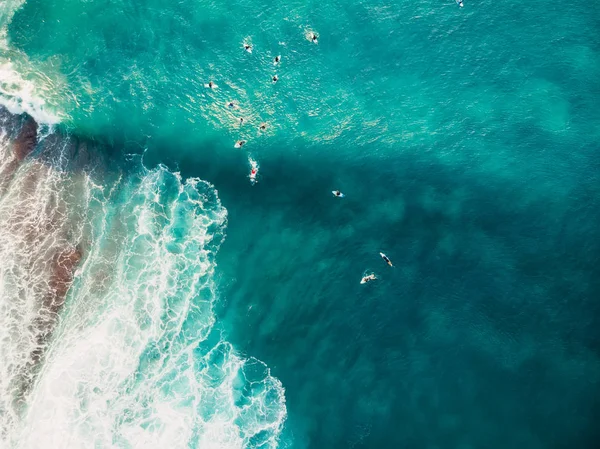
top-left (456, 0), bottom-right (464, 7)
top-left (244, 43), bottom-right (253, 53)
top-left (259, 123), bottom-right (267, 131)
top-left (361, 274), bottom-right (377, 284)
top-left (205, 81), bottom-right (217, 89)
top-left (272, 75), bottom-right (279, 83)
top-left (249, 158), bottom-right (259, 184)
top-left (380, 252), bottom-right (393, 267)
top-left (235, 140), bottom-right (246, 148)
top-left (239, 117), bottom-right (244, 125)
top-left (332, 190), bottom-right (344, 198)
top-left (228, 101), bottom-right (238, 109)
top-left (274, 55), bottom-right (281, 65)
top-left (310, 32), bottom-right (318, 44)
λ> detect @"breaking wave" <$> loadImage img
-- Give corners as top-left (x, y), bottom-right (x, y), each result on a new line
top-left (0, 106), bottom-right (286, 448)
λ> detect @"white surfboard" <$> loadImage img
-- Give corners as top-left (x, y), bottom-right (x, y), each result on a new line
top-left (380, 252), bottom-right (393, 267)
top-left (361, 274), bottom-right (377, 284)
top-left (306, 31), bottom-right (318, 44)
top-left (332, 190), bottom-right (345, 198)
top-left (204, 83), bottom-right (218, 89)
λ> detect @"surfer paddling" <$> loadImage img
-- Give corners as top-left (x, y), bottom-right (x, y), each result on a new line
top-left (249, 157), bottom-right (259, 185)
top-left (235, 140), bottom-right (246, 148)
top-left (274, 55), bottom-right (281, 65)
top-left (332, 190), bottom-right (344, 198)
top-left (380, 252), bottom-right (393, 267)
top-left (360, 273), bottom-right (377, 284)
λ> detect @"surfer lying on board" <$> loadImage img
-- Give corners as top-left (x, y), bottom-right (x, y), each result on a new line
top-left (380, 252), bottom-right (393, 267)
top-left (361, 274), bottom-right (377, 284)
top-left (332, 190), bottom-right (344, 198)
top-left (249, 157), bottom-right (259, 184)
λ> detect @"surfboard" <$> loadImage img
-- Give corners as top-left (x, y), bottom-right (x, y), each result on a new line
top-left (380, 252), bottom-right (393, 266)
top-left (332, 191), bottom-right (345, 198)
top-left (305, 31), bottom-right (318, 44)
top-left (361, 274), bottom-right (377, 284)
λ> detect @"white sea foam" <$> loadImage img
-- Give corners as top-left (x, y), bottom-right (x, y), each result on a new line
top-left (0, 0), bottom-right (65, 124)
top-left (0, 131), bottom-right (89, 444)
top-left (0, 122), bottom-right (286, 448)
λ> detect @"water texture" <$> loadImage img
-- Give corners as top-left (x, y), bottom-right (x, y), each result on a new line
top-left (0, 0), bottom-right (599, 448)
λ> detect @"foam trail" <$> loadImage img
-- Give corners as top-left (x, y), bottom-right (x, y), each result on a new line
top-left (0, 109), bottom-right (286, 448)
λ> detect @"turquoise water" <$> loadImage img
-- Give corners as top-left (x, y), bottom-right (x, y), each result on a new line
top-left (1, 0), bottom-right (600, 448)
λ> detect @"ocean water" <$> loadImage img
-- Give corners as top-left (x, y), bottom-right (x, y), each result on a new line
top-left (1, 0), bottom-right (599, 448)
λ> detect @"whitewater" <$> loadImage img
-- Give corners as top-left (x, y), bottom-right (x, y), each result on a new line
top-left (0, 106), bottom-right (286, 449)
top-left (0, 4), bottom-right (286, 447)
